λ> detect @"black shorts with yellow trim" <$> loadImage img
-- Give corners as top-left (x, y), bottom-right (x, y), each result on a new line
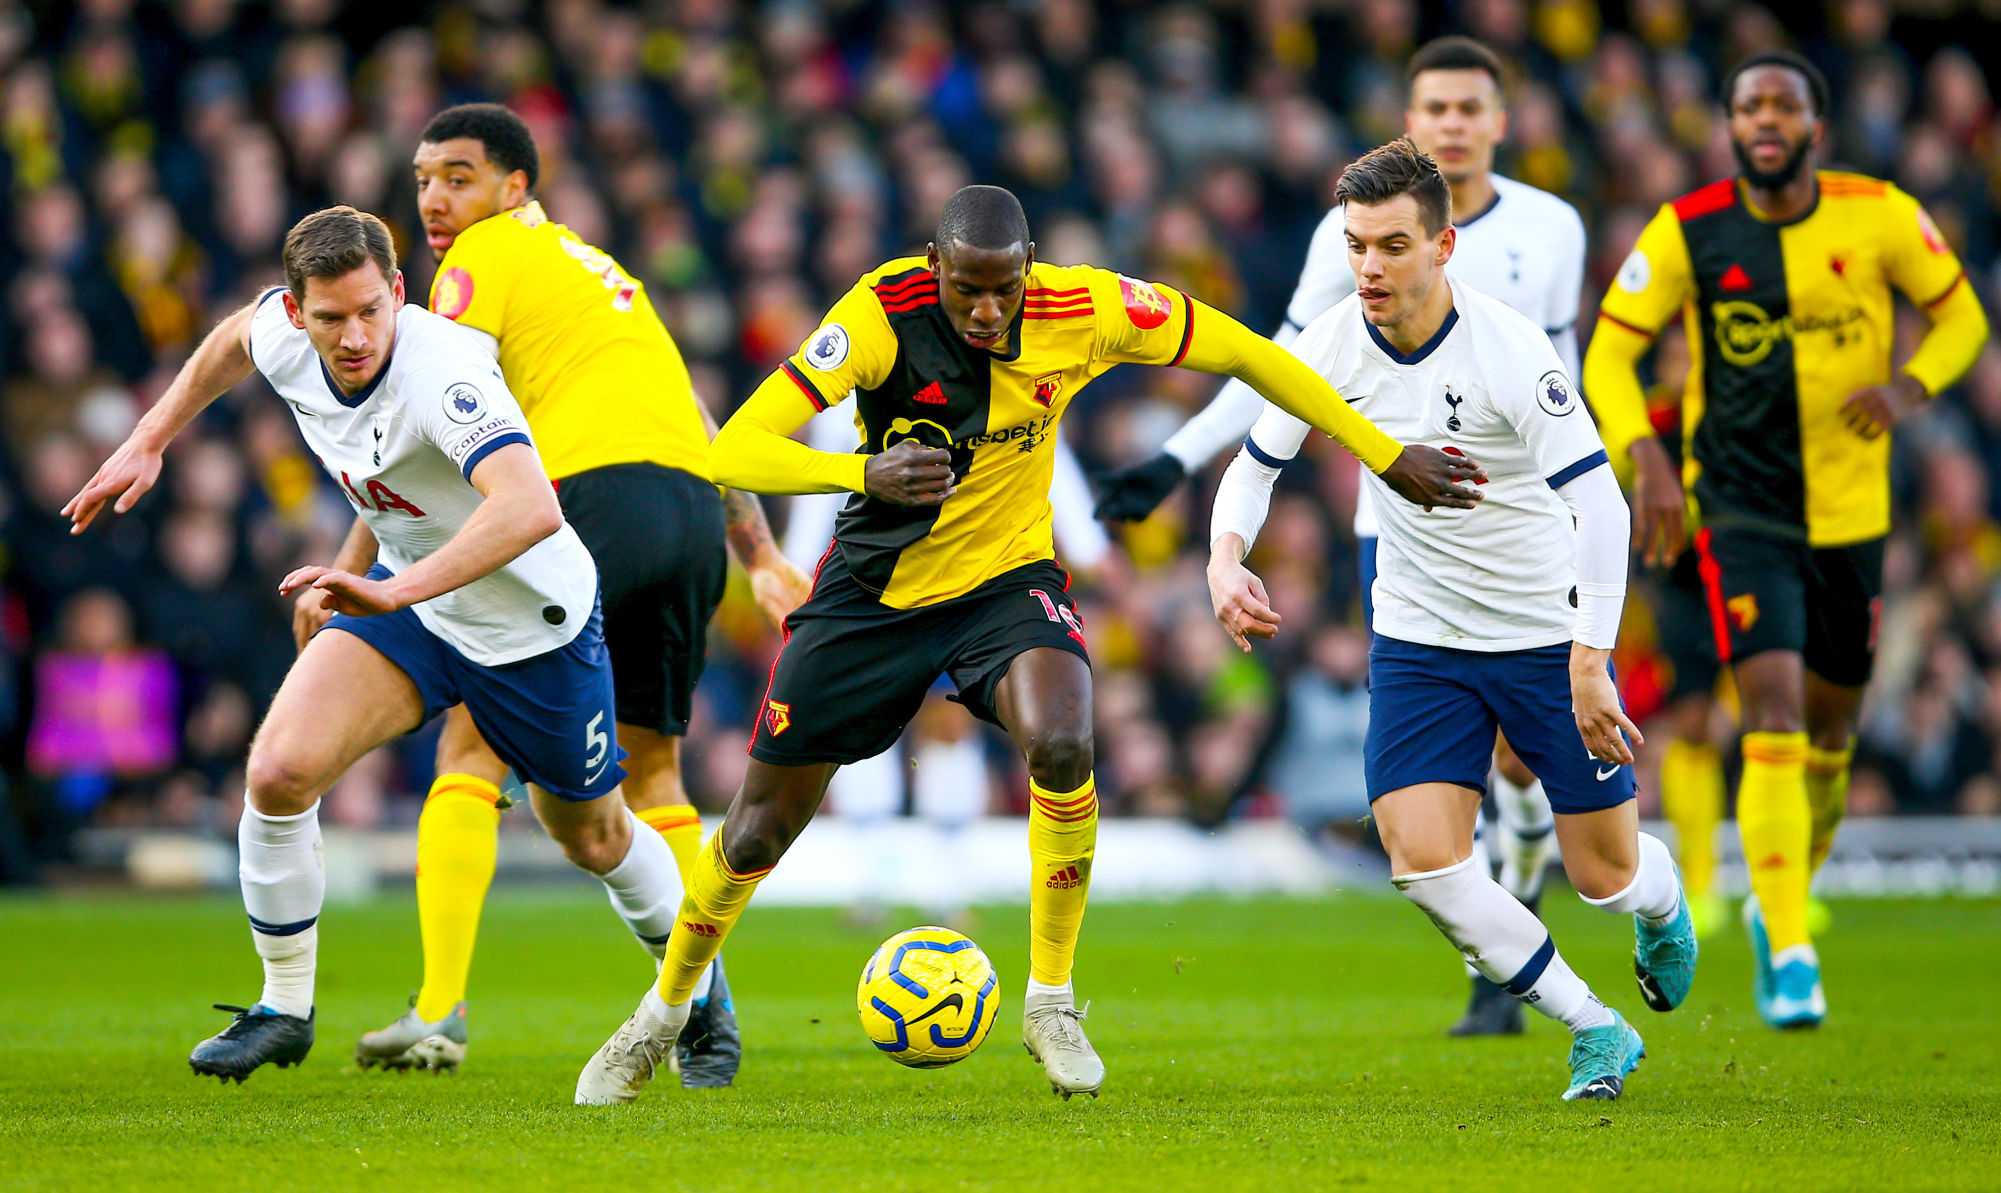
top-left (556, 462), bottom-right (726, 737)
top-left (1653, 547), bottom-right (1722, 704)
top-left (747, 551), bottom-right (1089, 766)
top-left (1693, 524), bottom-right (1883, 688)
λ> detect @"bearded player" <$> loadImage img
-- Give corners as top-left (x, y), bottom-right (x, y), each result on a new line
top-left (330, 105), bottom-right (808, 1084)
top-left (1584, 53), bottom-right (1987, 1027)
top-left (572, 184), bottom-right (1484, 1105)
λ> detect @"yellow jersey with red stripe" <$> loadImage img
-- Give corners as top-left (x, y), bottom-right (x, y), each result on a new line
top-left (1589, 172), bottom-right (1981, 546)
top-left (430, 201), bottom-right (708, 481)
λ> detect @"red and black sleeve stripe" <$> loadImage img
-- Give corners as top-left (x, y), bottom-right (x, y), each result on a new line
top-left (780, 360), bottom-right (830, 411)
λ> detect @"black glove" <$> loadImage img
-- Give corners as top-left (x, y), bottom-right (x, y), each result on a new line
top-left (1093, 451), bottom-right (1187, 522)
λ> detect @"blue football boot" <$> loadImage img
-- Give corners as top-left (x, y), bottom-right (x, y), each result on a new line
top-left (1743, 895), bottom-right (1775, 1010)
top-left (1562, 1011), bottom-right (1646, 1101)
top-left (677, 957), bottom-right (741, 1088)
top-left (189, 1003), bottom-right (314, 1083)
top-left (1635, 888), bottom-right (1698, 1012)
top-left (1763, 949), bottom-right (1827, 1030)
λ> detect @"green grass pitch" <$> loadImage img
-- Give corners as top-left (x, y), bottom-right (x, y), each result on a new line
top-left (2, 885), bottom-right (1995, 1191)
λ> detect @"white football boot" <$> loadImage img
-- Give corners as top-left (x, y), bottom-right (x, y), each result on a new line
top-left (1023, 990), bottom-right (1104, 1099)
top-left (576, 989), bottom-right (689, 1105)
top-left (355, 999), bottom-right (468, 1073)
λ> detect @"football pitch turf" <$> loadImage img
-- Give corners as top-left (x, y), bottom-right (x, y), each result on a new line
top-left (2, 886), bottom-right (1994, 1192)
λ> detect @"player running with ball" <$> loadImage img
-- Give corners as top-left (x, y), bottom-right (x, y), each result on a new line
top-left (1207, 141), bottom-right (1697, 1101)
top-left (573, 184), bottom-right (1482, 1105)
top-left (65, 208), bottom-right (690, 1085)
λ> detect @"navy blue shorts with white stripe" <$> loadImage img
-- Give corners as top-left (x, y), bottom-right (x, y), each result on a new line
top-left (323, 564), bottom-right (626, 801)
top-left (1363, 634), bottom-right (1637, 814)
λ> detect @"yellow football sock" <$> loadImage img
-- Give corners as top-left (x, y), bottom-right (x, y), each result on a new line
top-left (637, 804), bottom-right (704, 885)
top-left (1661, 739), bottom-right (1725, 901)
top-left (1028, 775), bottom-right (1098, 988)
top-left (1806, 742), bottom-right (1854, 876)
top-left (1738, 731), bottom-right (1811, 952)
top-left (658, 832), bottom-right (771, 1004)
top-left (414, 774), bottom-right (502, 1021)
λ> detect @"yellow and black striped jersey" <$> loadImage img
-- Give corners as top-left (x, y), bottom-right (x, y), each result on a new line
top-left (1590, 172), bottom-right (1982, 546)
top-left (776, 258), bottom-right (1207, 607)
top-left (430, 201), bottom-right (709, 482)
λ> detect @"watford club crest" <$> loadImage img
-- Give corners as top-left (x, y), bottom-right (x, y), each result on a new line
top-left (765, 700), bottom-right (792, 736)
top-left (1118, 275), bottom-right (1170, 330)
top-left (1728, 593), bottom-right (1760, 633)
top-left (1033, 372), bottom-right (1062, 408)
top-left (434, 267), bottom-right (474, 320)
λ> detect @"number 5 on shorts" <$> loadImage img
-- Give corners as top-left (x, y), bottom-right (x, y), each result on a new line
top-left (584, 710), bottom-right (610, 783)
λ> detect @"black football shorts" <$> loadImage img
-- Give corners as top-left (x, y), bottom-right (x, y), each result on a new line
top-left (1694, 524), bottom-right (1883, 688)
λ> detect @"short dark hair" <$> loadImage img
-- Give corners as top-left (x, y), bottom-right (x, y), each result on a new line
top-left (1335, 138), bottom-right (1452, 236)
top-left (1407, 36), bottom-right (1507, 94)
top-left (420, 102), bottom-right (540, 191)
top-left (282, 206), bottom-right (398, 297)
top-left (1723, 51), bottom-right (1829, 119)
top-left (934, 185), bottom-right (1030, 256)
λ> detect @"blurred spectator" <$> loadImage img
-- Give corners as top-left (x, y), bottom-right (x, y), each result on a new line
top-left (26, 587), bottom-right (176, 821)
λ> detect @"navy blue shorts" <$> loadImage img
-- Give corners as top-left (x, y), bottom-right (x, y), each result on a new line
top-left (1364, 635), bottom-right (1636, 814)
top-left (324, 566), bottom-right (626, 801)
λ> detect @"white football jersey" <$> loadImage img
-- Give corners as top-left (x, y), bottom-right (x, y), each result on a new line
top-left (249, 290), bottom-right (597, 666)
top-left (1244, 278), bottom-right (1610, 651)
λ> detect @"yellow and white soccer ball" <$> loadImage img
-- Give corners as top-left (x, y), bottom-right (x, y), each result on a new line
top-left (856, 926), bottom-right (1001, 1068)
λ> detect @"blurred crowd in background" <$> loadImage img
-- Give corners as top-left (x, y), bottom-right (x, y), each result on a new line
top-left (2, 0), bottom-right (1998, 876)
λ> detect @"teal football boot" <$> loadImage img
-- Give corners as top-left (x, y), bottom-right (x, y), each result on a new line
top-left (1635, 887), bottom-right (1698, 1012)
top-left (1562, 1011), bottom-right (1645, 1101)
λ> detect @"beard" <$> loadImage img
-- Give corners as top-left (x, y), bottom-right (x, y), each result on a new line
top-left (1732, 136), bottom-right (1813, 190)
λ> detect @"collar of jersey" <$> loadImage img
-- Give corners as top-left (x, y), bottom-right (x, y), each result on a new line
top-left (1456, 189), bottom-right (1502, 228)
top-left (1364, 304), bottom-right (1459, 366)
top-left (1737, 175), bottom-right (1821, 228)
top-left (319, 349), bottom-right (394, 408)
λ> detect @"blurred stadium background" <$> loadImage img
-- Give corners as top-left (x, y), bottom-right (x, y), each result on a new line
top-left (2, 0), bottom-right (1998, 899)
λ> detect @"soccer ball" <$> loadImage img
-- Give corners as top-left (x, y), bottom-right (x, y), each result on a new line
top-left (856, 926), bottom-right (1001, 1068)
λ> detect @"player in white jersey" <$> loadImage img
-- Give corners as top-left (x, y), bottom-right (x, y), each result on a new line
top-left (65, 208), bottom-right (687, 1084)
top-left (1094, 36), bottom-right (1584, 1035)
top-left (1207, 142), bottom-right (1696, 1101)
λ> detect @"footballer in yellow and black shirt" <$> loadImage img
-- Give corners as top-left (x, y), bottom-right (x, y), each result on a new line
top-left (1582, 53), bottom-right (1988, 1028)
top-left (625, 188), bottom-right (1478, 1102)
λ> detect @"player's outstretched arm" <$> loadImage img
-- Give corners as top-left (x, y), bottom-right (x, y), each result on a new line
top-left (709, 370), bottom-right (870, 497)
top-left (1171, 302), bottom-right (1485, 510)
top-left (280, 443), bottom-right (561, 616)
top-left (64, 297), bottom-right (262, 533)
top-left (1582, 316), bottom-right (1684, 565)
top-left (693, 392), bottom-right (811, 627)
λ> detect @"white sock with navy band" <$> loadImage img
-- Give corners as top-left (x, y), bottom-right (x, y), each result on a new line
top-left (1393, 854), bottom-right (1610, 1034)
top-left (600, 809), bottom-right (683, 960)
top-left (1491, 770), bottom-right (1556, 904)
top-left (238, 800), bottom-right (324, 1018)
top-left (1579, 832), bottom-right (1682, 925)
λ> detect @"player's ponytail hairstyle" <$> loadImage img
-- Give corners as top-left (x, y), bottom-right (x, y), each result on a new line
top-left (1335, 137), bottom-right (1452, 237)
top-left (282, 206), bottom-right (398, 297)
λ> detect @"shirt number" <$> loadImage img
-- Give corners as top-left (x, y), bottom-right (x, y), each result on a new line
top-left (559, 235), bottom-right (639, 312)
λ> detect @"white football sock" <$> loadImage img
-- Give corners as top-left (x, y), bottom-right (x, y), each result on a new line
top-left (1462, 822), bottom-right (1493, 977)
top-left (1025, 978), bottom-right (1073, 1002)
top-left (1492, 770), bottom-right (1556, 904)
top-left (1580, 832), bottom-right (1682, 925)
top-left (601, 809), bottom-right (683, 957)
top-left (691, 961), bottom-right (715, 1003)
top-left (1394, 854), bottom-right (1607, 1033)
top-left (238, 800), bottom-right (324, 1018)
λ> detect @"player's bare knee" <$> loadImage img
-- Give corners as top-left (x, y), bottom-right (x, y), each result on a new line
top-left (243, 747), bottom-right (324, 815)
top-left (1021, 723), bottom-right (1093, 792)
top-left (550, 814), bottom-right (625, 875)
top-left (720, 819), bottom-right (791, 874)
top-left (1567, 857), bottom-right (1636, 902)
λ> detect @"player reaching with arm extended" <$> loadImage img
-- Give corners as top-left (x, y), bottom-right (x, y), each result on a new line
top-left (1583, 53), bottom-right (1988, 1029)
top-left (572, 184), bottom-right (1482, 1105)
top-left (65, 208), bottom-right (691, 1088)
top-left (325, 105), bottom-right (808, 1084)
top-left (1208, 140), bottom-right (1697, 1101)
top-left (1098, 36), bottom-right (1588, 1037)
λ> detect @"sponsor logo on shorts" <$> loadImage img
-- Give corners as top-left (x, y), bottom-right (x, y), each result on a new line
top-left (1596, 765), bottom-right (1621, 781)
top-left (1728, 593), bottom-right (1759, 632)
top-left (765, 700), bottom-right (792, 736)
